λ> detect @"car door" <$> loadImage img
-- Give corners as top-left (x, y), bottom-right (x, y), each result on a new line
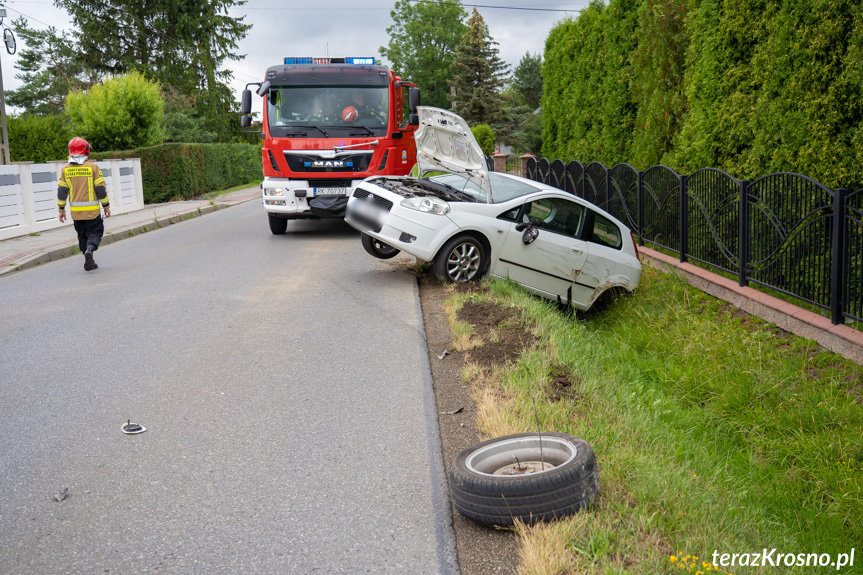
top-left (492, 196), bottom-right (593, 306)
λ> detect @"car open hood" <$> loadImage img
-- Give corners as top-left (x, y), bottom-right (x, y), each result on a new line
top-left (415, 107), bottom-right (492, 198)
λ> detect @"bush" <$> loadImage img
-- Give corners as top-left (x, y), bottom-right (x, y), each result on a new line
top-left (8, 114), bottom-right (74, 163)
top-left (92, 143), bottom-right (262, 203)
top-left (65, 71), bottom-right (165, 152)
top-left (470, 123), bottom-right (496, 156)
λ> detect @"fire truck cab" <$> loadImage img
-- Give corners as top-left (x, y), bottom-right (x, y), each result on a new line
top-left (241, 56), bottom-right (421, 234)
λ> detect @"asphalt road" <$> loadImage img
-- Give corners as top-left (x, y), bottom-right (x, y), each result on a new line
top-left (0, 201), bottom-right (458, 574)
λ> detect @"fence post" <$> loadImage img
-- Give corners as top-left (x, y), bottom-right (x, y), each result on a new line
top-left (679, 173), bottom-right (688, 263)
top-left (637, 170), bottom-right (645, 246)
top-left (831, 188), bottom-right (848, 325)
top-left (492, 153), bottom-right (508, 174)
top-left (520, 155), bottom-right (535, 179)
top-left (738, 180), bottom-right (750, 287)
top-left (605, 166), bottom-right (611, 210)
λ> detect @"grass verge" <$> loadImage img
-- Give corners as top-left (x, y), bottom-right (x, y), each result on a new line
top-left (445, 262), bottom-right (862, 574)
top-left (203, 180), bottom-right (262, 199)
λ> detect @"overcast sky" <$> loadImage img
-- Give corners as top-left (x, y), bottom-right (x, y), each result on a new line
top-left (0, 0), bottom-right (588, 113)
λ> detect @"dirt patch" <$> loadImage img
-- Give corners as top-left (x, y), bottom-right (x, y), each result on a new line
top-left (455, 300), bottom-right (537, 369)
top-left (418, 275), bottom-right (521, 575)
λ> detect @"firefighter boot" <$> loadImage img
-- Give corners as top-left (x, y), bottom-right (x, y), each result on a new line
top-left (84, 247), bottom-right (96, 271)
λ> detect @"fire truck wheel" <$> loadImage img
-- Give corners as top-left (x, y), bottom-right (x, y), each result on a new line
top-left (268, 213), bottom-right (288, 235)
top-left (450, 432), bottom-right (599, 527)
top-left (361, 233), bottom-right (400, 259)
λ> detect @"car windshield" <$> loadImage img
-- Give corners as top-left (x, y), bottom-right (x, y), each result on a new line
top-left (427, 172), bottom-right (540, 204)
top-left (266, 85), bottom-right (389, 137)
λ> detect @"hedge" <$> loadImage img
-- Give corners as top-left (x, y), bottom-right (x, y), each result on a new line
top-left (92, 143), bottom-right (262, 203)
top-left (8, 115), bottom-right (74, 164)
top-left (542, 0), bottom-right (863, 189)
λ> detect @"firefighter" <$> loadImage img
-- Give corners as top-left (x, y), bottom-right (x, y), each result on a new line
top-left (350, 90), bottom-right (386, 123)
top-left (57, 137), bottom-right (111, 272)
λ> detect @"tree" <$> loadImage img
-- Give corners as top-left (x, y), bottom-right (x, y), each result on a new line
top-left (162, 87), bottom-right (217, 143)
top-left (65, 72), bottom-right (165, 152)
top-left (55, 0), bottom-right (250, 141)
top-left (381, 0), bottom-right (469, 109)
top-left (470, 124), bottom-right (495, 156)
top-left (6, 17), bottom-right (99, 115)
top-left (450, 8), bottom-right (510, 125)
top-left (511, 52), bottom-right (543, 110)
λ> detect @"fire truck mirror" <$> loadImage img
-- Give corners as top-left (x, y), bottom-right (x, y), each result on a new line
top-left (408, 87), bottom-right (421, 114)
top-left (409, 113), bottom-right (419, 127)
top-left (241, 115), bottom-right (252, 128)
top-left (241, 90), bottom-right (252, 115)
top-left (257, 81), bottom-right (271, 97)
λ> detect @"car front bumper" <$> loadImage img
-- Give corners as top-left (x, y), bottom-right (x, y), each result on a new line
top-left (345, 186), bottom-right (459, 262)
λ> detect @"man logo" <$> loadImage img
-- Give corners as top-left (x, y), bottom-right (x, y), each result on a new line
top-left (312, 160), bottom-right (346, 168)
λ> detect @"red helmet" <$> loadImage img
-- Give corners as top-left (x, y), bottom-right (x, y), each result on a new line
top-left (68, 137), bottom-right (91, 156)
top-left (341, 106), bottom-right (358, 123)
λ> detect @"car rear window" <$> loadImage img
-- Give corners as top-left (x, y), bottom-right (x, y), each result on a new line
top-left (588, 212), bottom-right (622, 249)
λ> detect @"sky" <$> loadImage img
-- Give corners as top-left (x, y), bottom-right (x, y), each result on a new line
top-left (0, 0), bottom-right (589, 114)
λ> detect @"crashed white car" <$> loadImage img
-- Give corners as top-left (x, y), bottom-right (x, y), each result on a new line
top-left (345, 107), bottom-right (641, 310)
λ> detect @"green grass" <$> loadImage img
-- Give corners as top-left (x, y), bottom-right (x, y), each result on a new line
top-left (204, 180), bottom-right (262, 199)
top-left (448, 263), bottom-right (862, 574)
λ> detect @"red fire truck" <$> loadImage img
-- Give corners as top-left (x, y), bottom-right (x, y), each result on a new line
top-left (240, 56), bottom-right (421, 234)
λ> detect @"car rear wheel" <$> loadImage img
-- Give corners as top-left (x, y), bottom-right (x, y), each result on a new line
top-left (268, 213), bottom-right (288, 235)
top-left (450, 432), bottom-right (599, 527)
top-left (434, 235), bottom-right (486, 283)
top-left (361, 233), bottom-right (400, 259)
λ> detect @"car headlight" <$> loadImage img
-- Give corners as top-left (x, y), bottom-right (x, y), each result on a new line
top-left (400, 196), bottom-right (450, 215)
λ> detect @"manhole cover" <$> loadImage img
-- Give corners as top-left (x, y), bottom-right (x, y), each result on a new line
top-left (121, 420), bottom-right (146, 435)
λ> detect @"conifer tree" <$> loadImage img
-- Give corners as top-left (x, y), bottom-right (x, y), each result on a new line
top-left (449, 8), bottom-right (509, 125)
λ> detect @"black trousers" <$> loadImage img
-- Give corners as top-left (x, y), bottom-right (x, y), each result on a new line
top-left (73, 216), bottom-right (104, 253)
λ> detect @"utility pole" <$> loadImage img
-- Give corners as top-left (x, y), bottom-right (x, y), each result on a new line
top-left (0, 6), bottom-right (10, 164)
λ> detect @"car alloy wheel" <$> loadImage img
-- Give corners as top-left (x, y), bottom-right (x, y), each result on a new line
top-left (450, 432), bottom-right (599, 527)
top-left (435, 235), bottom-right (486, 283)
top-left (361, 233), bottom-right (400, 259)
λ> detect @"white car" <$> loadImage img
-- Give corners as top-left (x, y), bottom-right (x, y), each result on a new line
top-left (345, 107), bottom-right (641, 310)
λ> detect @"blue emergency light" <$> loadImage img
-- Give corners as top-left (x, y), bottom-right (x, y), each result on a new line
top-left (284, 57), bottom-right (376, 65)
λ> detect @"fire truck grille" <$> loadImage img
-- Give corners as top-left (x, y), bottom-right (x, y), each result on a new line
top-left (284, 153), bottom-right (373, 173)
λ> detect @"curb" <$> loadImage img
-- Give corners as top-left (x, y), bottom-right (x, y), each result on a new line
top-left (640, 246), bottom-right (863, 366)
top-left (1, 203), bottom-right (224, 277)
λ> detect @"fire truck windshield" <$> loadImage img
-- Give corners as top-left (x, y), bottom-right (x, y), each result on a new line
top-left (267, 85), bottom-right (389, 137)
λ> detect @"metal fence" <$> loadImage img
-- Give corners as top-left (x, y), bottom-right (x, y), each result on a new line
top-left (524, 157), bottom-right (863, 326)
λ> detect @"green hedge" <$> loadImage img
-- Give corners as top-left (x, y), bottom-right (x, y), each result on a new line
top-left (8, 115), bottom-right (74, 163)
top-left (92, 143), bottom-right (262, 203)
top-left (542, 0), bottom-right (863, 188)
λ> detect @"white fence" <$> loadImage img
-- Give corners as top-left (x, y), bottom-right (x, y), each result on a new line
top-left (0, 159), bottom-right (145, 241)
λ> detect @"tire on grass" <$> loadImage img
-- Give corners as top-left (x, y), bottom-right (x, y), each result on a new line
top-left (450, 432), bottom-right (598, 527)
top-left (433, 234), bottom-right (487, 283)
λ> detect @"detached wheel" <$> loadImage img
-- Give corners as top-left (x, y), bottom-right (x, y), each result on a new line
top-left (434, 235), bottom-right (487, 283)
top-left (268, 213), bottom-right (288, 235)
top-left (450, 432), bottom-right (599, 527)
top-left (361, 233), bottom-right (400, 259)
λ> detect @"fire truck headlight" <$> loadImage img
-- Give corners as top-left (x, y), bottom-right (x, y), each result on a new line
top-left (401, 196), bottom-right (450, 215)
top-left (264, 187), bottom-right (284, 197)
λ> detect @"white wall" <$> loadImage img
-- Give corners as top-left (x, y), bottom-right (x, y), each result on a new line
top-left (0, 159), bottom-right (145, 241)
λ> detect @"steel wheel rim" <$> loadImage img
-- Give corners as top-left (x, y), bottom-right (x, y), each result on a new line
top-left (465, 436), bottom-right (576, 477)
top-left (374, 239), bottom-right (396, 255)
top-left (446, 242), bottom-right (480, 282)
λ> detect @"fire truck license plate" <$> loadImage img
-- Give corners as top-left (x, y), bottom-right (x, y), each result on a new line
top-left (313, 187), bottom-right (348, 196)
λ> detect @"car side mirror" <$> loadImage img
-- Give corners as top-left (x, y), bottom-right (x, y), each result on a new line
top-left (515, 222), bottom-right (527, 232)
top-left (521, 225), bottom-right (539, 245)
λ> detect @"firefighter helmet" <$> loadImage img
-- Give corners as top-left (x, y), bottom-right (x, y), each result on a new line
top-left (68, 137), bottom-right (91, 156)
top-left (341, 106), bottom-right (358, 123)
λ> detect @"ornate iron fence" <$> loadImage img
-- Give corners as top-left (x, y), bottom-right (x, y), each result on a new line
top-left (522, 156), bottom-right (862, 326)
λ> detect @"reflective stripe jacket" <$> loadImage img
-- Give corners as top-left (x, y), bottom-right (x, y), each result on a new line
top-left (57, 159), bottom-right (108, 221)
